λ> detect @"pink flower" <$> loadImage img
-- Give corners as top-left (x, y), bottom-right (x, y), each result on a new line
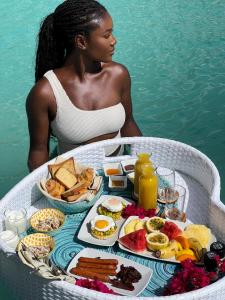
top-left (121, 204), bottom-right (156, 219)
top-left (220, 260), bottom-right (225, 273)
top-left (164, 259), bottom-right (218, 296)
top-left (76, 279), bottom-right (116, 295)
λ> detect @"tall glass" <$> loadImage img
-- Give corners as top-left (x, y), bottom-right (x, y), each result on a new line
top-left (156, 167), bottom-right (175, 204)
top-left (164, 184), bottom-right (186, 221)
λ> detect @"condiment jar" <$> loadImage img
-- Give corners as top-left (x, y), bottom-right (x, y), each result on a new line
top-left (0, 230), bottom-right (19, 250)
top-left (134, 153), bottom-right (152, 199)
top-left (139, 164), bottom-right (158, 209)
top-left (203, 251), bottom-right (218, 272)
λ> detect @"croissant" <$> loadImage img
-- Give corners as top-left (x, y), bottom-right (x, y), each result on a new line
top-left (45, 179), bottom-right (65, 198)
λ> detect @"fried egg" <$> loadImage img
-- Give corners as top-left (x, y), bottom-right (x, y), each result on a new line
top-left (91, 215), bottom-right (115, 232)
top-left (101, 197), bottom-right (123, 212)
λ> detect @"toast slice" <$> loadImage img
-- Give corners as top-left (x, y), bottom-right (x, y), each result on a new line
top-left (48, 158), bottom-right (76, 177)
top-left (88, 176), bottom-right (103, 192)
top-left (55, 167), bottom-right (77, 189)
top-left (61, 179), bottom-right (90, 198)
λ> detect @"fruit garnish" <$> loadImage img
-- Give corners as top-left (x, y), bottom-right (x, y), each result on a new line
top-left (175, 249), bottom-right (196, 261)
top-left (146, 232), bottom-right (169, 251)
top-left (160, 221), bottom-right (182, 240)
top-left (145, 217), bottom-right (165, 233)
top-left (119, 229), bottom-right (147, 252)
top-left (174, 235), bottom-right (189, 249)
top-left (155, 240), bottom-right (182, 259)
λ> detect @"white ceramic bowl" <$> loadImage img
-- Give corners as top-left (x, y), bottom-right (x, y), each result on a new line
top-left (108, 175), bottom-right (127, 191)
top-left (103, 162), bottom-right (123, 177)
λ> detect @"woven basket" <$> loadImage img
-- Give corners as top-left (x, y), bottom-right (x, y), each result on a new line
top-left (0, 137), bottom-right (225, 300)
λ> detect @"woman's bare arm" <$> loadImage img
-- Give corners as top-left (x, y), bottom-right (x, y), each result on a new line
top-left (26, 80), bottom-right (53, 171)
top-left (120, 66), bottom-right (142, 137)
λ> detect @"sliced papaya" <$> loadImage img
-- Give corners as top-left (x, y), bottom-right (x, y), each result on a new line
top-left (174, 235), bottom-right (189, 249)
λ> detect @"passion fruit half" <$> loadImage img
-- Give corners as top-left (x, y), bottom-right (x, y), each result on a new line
top-left (146, 216), bottom-right (165, 233)
top-left (146, 232), bottom-right (169, 251)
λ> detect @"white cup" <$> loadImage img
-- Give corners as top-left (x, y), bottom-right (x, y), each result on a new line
top-left (4, 208), bottom-right (27, 234)
top-left (0, 230), bottom-right (19, 250)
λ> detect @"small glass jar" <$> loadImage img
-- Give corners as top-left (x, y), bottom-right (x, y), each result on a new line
top-left (0, 230), bottom-right (19, 250)
top-left (4, 208), bottom-right (27, 234)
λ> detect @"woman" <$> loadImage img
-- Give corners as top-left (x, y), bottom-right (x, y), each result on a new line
top-left (26, 0), bottom-right (142, 171)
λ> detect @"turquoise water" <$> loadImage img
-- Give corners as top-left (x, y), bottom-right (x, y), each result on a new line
top-left (1, 0), bottom-right (225, 299)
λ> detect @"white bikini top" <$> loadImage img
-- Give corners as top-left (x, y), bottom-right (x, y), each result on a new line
top-left (44, 70), bottom-right (126, 155)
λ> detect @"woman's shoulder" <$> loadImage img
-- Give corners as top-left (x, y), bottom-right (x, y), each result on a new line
top-left (26, 77), bottom-right (54, 106)
top-left (102, 61), bottom-right (130, 79)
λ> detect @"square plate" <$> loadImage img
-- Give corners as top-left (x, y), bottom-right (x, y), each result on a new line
top-left (118, 216), bottom-right (216, 263)
top-left (77, 195), bottom-right (134, 247)
top-left (67, 247), bottom-right (153, 296)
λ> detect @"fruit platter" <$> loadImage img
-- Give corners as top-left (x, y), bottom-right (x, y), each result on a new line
top-left (119, 216), bottom-right (216, 263)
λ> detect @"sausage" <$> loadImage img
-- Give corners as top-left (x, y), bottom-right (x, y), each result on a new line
top-left (78, 257), bottom-right (118, 265)
top-left (70, 267), bottom-right (110, 282)
top-left (77, 262), bottom-right (117, 270)
top-left (74, 266), bottom-right (117, 276)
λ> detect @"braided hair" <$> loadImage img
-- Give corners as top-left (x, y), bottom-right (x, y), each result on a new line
top-left (35, 0), bottom-right (107, 82)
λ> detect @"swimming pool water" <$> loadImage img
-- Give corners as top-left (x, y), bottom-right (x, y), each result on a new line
top-left (0, 0), bottom-right (225, 299)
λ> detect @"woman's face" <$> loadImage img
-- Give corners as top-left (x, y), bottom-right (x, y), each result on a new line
top-left (85, 13), bottom-right (117, 63)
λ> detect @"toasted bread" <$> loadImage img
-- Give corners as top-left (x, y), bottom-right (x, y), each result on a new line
top-left (55, 167), bottom-right (78, 189)
top-left (66, 188), bottom-right (88, 202)
top-left (89, 176), bottom-right (102, 191)
top-left (45, 179), bottom-right (65, 198)
top-left (61, 179), bottom-right (90, 198)
top-left (81, 168), bottom-right (95, 186)
top-left (48, 158), bottom-right (76, 177)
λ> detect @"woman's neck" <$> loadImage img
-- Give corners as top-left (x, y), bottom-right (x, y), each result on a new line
top-left (64, 49), bottom-right (101, 80)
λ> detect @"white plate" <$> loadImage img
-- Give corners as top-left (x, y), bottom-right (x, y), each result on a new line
top-left (77, 195), bottom-right (134, 247)
top-left (118, 216), bottom-right (216, 263)
top-left (121, 158), bottom-right (137, 173)
top-left (67, 247), bottom-right (153, 296)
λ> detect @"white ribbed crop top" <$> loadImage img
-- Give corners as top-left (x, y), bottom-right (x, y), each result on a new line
top-left (44, 70), bottom-right (126, 155)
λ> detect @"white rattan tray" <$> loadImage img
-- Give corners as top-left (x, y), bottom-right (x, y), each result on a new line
top-left (0, 137), bottom-right (225, 300)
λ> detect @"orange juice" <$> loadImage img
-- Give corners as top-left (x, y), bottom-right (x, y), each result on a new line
top-left (134, 153), bottom-right (152, 199)
top-left (139, 165), bottom-right (158, 209)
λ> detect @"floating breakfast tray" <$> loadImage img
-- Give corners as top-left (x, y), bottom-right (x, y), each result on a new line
top-left (0, 136), bottom-right (223, 300)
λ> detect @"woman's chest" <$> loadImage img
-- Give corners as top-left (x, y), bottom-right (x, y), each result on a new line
top-left (60, 73), bottom-right (122, 110)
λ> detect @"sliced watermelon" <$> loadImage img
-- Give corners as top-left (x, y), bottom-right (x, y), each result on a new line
top-left (119, 229), bottom-right (147, 252)
top-left (160, 221), bottom-right (182, 240)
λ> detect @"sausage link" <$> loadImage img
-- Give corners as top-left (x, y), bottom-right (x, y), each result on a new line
top-left (75, 266), bottom-right (117, 276)
top-left (70, 267), bottom-right (110, 282)
top-left (78, 257), bottom-right (118, 265)
top-left (77, 262), bottom-right (117, 270)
